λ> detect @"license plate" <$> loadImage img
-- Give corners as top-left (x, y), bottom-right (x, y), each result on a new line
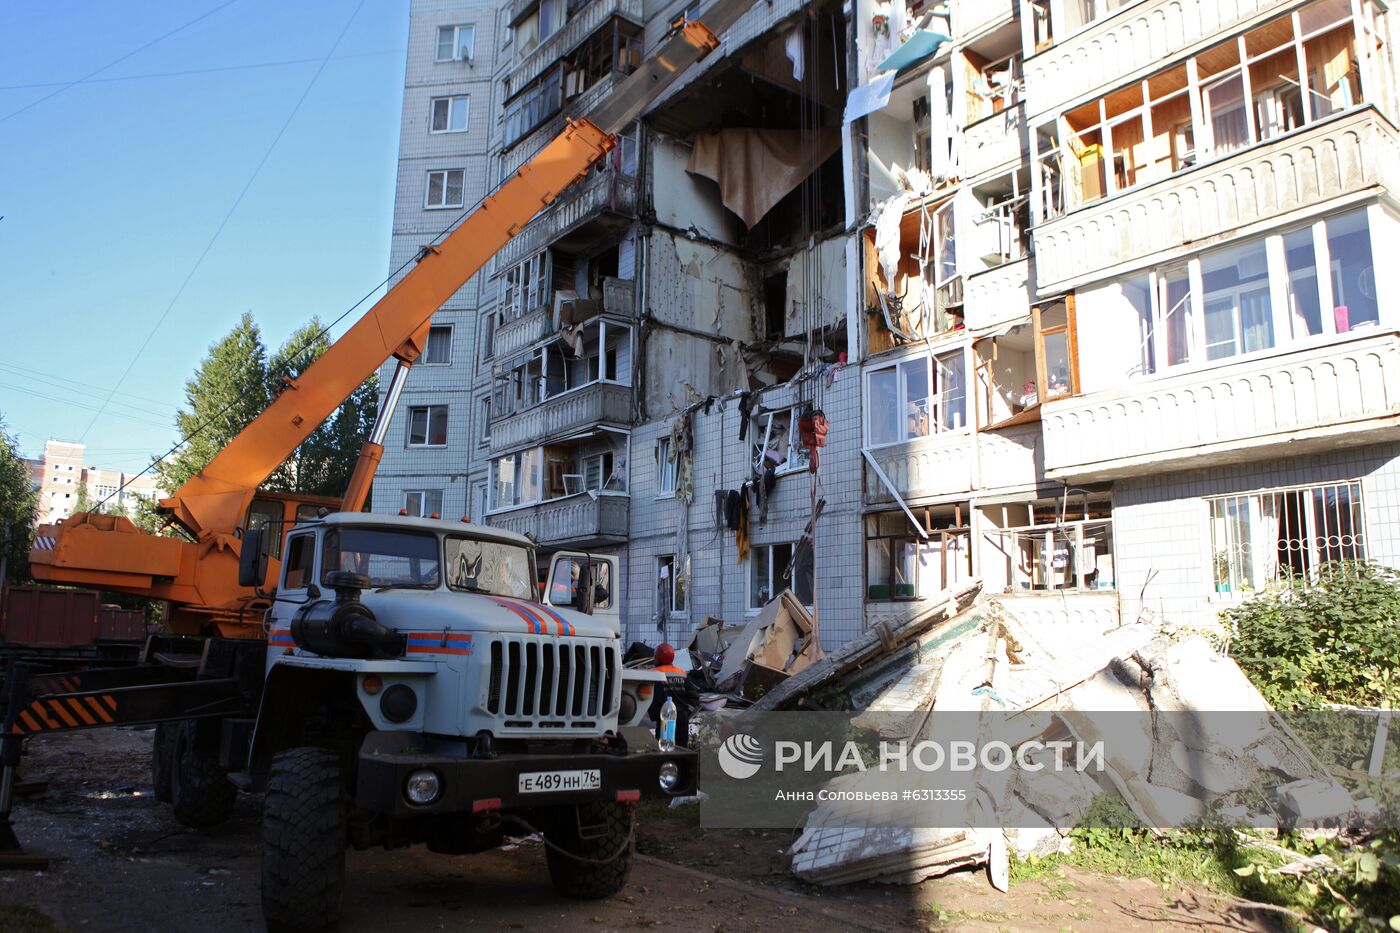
top-left (518, 769), bottom-right (602, 794)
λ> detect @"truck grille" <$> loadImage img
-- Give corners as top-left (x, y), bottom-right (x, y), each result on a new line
top-left (485, 637), bottom-right (618, 728)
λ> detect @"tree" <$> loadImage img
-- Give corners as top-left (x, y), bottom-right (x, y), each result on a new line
top-left (0, 414), bottom-right (38, 584)
top-left (154, 313), bottom-right (378, 504)
top-left (70, 483), bottom-right (124, 517)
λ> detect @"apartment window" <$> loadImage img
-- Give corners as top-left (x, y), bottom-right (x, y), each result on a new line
top-left (658, 555), bottom-right (686, 614)
top-left (500, 252), bottom-right (549, 323)
top-left (1209, 480), bottom-right (1366, 594)
top-left (478, 396), bottom-right (491, 447)
top-left (503, 67), bottom-right (563, 147)
top-left (425, 169), bottom-right (465, 209)
top-left (1033, 299), bottom-right (1078, 401)
top-left (435, 24), bottom-right (475, 62)
top-left (406, 405), bottom-right (448, 447)
top-left (656, 437), bottom-right (678, 496)
top-left (749, 543), bottom-right (794, 611)
top-left (751, 409), bottom-right (810, 475)
top-left (563, 19), bottom-right (642, 99)
top-left (1110, 207), bottom-right (1376, 375)
top-left (404, 489), bottom-right (443, 518)
top-left (430, 96), bottom-right (470, 133)
top-left (865, 508), bottom-right (970, 600)
top-left (987, 494), bottom-right (1116, 591)
top-left (582, 450), bottom-right (615, 491)
top-left (489, 448), bottom-right (542, 510)
top-left (421, 325), bottom-right (453, 364)
top-left (866, 349), bottom-right (967, 448)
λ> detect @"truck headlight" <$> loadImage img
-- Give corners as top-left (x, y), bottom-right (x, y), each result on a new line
top-left (404, 769), bottom-right (441, 806)
top-left (380, 684), bottom-right (417, 722)
top-left (658, 761), bottom-right (681, 793)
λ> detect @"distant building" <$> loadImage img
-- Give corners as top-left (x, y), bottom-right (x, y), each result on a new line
top-left (37, 439), bottom-right (162, 524)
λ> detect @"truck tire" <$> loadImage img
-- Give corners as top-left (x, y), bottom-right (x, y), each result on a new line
top-left (262, 747), bottom-right (346, 933)
top-left (152, 721), bottom-right (176, 803)
top-left (170, 720), bottom-right (236, 828)
top-left (544, 800), bottom-right (635, 899)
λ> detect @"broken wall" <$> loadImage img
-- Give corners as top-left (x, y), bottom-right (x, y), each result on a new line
top-left (781, 235), bottom-right (851, 339)
top-left (650, 133), bottom-right (745, 246)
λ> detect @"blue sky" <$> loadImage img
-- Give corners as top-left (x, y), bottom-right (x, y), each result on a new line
top-left (0, 0), bottom-right (409, 470)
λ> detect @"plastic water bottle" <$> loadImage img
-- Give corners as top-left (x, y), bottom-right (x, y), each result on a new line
top-left (659, 696), bottom-right (677, 751)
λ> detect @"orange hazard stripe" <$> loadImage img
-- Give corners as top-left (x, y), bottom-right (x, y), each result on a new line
top-left (84, 696), bottom-right (114, 723)
top-left (18, 711), bottom-right (41, 733)
top-left (48, 700), bottom-right (79, 728)
top-left (68, 699), bottom-right (97, 726)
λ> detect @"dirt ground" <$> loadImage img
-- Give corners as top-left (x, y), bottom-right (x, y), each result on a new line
top-left (0, 729), bottom-right (1274, 932)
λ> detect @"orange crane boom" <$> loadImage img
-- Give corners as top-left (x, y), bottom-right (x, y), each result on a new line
top-left (29, 5), bottom-right (752, 636)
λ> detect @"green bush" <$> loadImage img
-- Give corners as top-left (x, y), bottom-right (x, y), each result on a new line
top-left (1223, 561), bottom-right (1400, 709)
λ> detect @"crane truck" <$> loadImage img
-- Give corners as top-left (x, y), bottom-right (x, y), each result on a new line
top-left (0, 3), bottom-right (757, 926)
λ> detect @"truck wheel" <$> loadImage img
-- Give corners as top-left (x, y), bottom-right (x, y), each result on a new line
top-left (544, 800), bottom-right (635, 899)
top-left (262, 747), bottom-right (346, 933)
top-left (152, 721), bottom-right (176, 803)
top-left (170, 720), bottom-right (236, 828)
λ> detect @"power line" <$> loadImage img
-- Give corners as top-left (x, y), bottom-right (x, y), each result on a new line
top-left (0, 0), bottom-right (240, 126)
top-left (0, 359), bottom-right (176, 409)
top-left (0, 49), bottom-right (397, 91)
top-left (78, 0), bottom-right (368, 444)
top-left (0, 363), bottom-right (177, 419)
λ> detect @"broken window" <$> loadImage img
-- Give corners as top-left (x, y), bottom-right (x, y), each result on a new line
top-left (751, 408), bottom-right (810, 476)
top-left (563, 19), bottom-right (641, 99)
top-left (659, 555), bottom-right (687, 614)
top-left (403, 489), bottom-right (443, 519)
top-left (488, 447), bottom-right (543, 511)
top-left (749, 543), bottom-right (795, 611)
top-left (1208, 480), bottom-right (1366, 594)
top-left (865, 348), bottom-right (967, 447)
top-left (986, 494), bottom-right (1115, 591)
top-left (866, 199), bottom-right (964, 351)
top-left (500, 251), bottom-right (550, 324)
top-left (969, 174), bottom-right (1029, 271)
top-left (503, 66), bottom-right (563, 147)
top-left (864, 507), bottom-right (970, 601)
top-left (406, 405), bottom-right (448, 447)
top-left (974, 325), bottom-right (1038, 428)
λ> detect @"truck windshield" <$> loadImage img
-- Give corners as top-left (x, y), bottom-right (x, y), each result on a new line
top-left (322, 528), bottom-right (440, 588)
top-left (444, 536), bottom-right (535, 600)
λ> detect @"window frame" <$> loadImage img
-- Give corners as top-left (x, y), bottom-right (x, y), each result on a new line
top-left (403, 489), bottom-right (444, 519)
top-left (1032, 297), bottom-right (1079, 402)
top-left (424, 168), bottom-right (466, 210)
top-left (748, 542), bottom-right (796, 613)
top-left (751, 408), bottom-right (811, 476)
top-left (864, 347), bottom-right (970, 449)
top-left (281, 533), bottom-right (316, 591)
top-left (420, 324), bottom-right (453, 365)
top-left (406, 404), bottom-right (449, 448)
top-left (864, 509), bottom-right (971, 601)
top-left (656, 437), bottom-right (678, 498)
top-left (658, 554), bottom-right (686, 615)
top-left (429, 95), bottom-right (471, 134)
top-left (435, 23), bottom-right (476, 63)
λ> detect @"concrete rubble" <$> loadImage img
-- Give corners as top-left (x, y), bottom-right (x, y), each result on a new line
top-left (778, 594), bottom-right (1358, 888)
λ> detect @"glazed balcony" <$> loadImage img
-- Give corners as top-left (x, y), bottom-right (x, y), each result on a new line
top-left (1033, 108), bottom-right (1400, 294)
top-left (503, 0), bottom-right (644, 100)
top-left (1042, 329), bottom-right (1400, 481)
top-left (1023, 0), bottom-right (1294, 120)
top-left (495, 165), bottom-right (639, 270)
top-left (962, 103), bottom-right (1025, 180)
top-left (488, 492), bottom-right (629, 548)
top-left (490, 381), bottom-right (632, 455)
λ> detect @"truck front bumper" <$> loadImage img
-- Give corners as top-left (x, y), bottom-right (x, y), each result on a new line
top-left (355, 729), bottom-right (698, 817)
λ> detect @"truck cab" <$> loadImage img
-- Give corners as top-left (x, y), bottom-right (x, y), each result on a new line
top-left (240, 513), bottom-right (696, 927)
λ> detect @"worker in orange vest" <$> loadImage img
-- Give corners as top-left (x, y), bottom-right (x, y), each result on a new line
top-left (648, 643), bottom-right (693, 748)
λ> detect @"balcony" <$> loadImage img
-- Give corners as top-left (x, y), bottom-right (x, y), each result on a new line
top-left (491, 381), bottom-right (632, 455)
top-left (495, 304), bottom-right (554, 360)
top-left (488, 493), bottom-right (629, 548)
top-left (962, 103), bottom-right (1025, 180)
top-left (863, 432), bottom-right (975, 506)
top-left (954, 0), bottom-right (1017, 40)
top-left (496, 166), bottom-right (639, 270)
top-left (978, 422), bottom-right (1044, 491)
top-left (1033, 108), bottom-right (1400, 294)
top-left (602, 276), bottom-right (633, 316)
top-left (964, 258), bottom-right (1030, 332)
top-left (504, 0), bottom-right (644, 101)
top-left (1022, 0), bottom-right (1293, 119)
top-left (1042, 329), bottom-right (1400, 481)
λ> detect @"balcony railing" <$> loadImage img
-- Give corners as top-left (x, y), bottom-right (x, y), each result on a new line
top-left (495, 304), bottom-right (554, 360)
top-left (1023, 0), bottom-right (1294, 120)
top-left (503, 0), bottom-right (644, 101)
top-left (978, 422), bottom-right (1044, 491)
top-left (962, 103), bottom-right (1025, 181)
top-left (488, 493), bottom-right (629, 547)
top-left (954, 0), bottom-right (1016, 40)
top-left (863, 431), bottom-right (974, 506)
top-left (1041, 329), bottom-right (1400, 480)
top-left (1032, 108), bottom-right (1400, 294)
top-left (495, 166), bottom-right (639, 270)
top-left (490, 381), bottom-right (632, 454)
top-left (964, 257), bottom-right (1030, 332)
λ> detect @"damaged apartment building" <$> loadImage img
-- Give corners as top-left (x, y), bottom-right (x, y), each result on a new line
top-left (374, 0), bottom-right (1400, 650)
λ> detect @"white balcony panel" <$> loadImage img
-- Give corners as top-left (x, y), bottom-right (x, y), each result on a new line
top-left (1023, 0), bottom-right (1296, 120)
top-left (495, 305), bottom-right (554, 359)
top-left (1033, 109), bottom-right (1400, 295)
top-left (954, 0), bottom-right (1016, 40)
top-left (863, 432), bottom-right (975, 506)
top-left (491, 381), bottom-right (632, 454)
top-left (964, 258), bottom-right (1030, 332)
top-left (1042, 330), bottom-right (1400, 481)
top-left (977, 423), bottom-right (1043, 491)
top-left (489, 493), bottom-right (629, 546)
top-left (962, 104), bottom-right (1025, 181)
top-left (496, 168), bottom-right (639, 270)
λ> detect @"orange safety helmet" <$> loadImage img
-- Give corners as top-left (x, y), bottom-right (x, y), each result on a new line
top-left (654, 643), bottom-right (676, 667)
